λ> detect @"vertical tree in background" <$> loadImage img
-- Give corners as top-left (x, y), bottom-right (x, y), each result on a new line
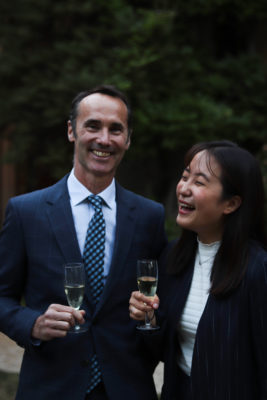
top-left (0, 0), bottom-right (266, 219)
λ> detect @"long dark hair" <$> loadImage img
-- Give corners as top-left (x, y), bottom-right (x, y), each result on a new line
top-left (168, 140), bottom-right (266, 297)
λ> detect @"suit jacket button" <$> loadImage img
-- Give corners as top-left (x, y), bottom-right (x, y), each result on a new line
top-left (81, 359), bottom-right (90, 367)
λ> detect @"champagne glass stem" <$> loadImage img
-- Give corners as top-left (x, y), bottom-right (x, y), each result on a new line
top-left (145, 312), bottom-right (152, 329)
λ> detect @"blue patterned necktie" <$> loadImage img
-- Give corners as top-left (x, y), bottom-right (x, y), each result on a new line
top-left (83, 194), bottom-right (105, 393)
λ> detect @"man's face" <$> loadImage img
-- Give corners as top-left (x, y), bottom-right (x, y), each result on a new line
top-left (68, 93), bottom-right (130, 184)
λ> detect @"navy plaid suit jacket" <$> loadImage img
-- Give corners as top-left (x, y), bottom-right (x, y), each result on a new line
top-left (0, 174), bottom-right (168, 400)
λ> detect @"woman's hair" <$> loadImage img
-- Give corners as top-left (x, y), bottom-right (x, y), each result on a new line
top-left (168, 140), bottom-right (266, 297)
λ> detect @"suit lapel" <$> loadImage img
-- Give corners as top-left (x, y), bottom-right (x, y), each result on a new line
top-left (44, 176), bottom-right (95, 315)
top-left (168, 264), bottom-right (194, 325)
top-left (95, 183), bottom-right (137, 312)
top-left (45, 176), bottom-right (82, 263)
top-left (109, 183), bottom-right (137, 279)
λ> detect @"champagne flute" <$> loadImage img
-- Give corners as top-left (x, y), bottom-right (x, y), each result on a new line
top-left (64, 262), bottom-right (87, 333)
top-left (136, 259), bottom-right (160, 331)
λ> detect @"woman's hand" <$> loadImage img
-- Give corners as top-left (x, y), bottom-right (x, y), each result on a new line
top-left (129, 291), bottom-right (159, 324)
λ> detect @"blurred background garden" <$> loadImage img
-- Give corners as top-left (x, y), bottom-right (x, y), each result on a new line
top-left (0, 0), bottom-right (267, 398)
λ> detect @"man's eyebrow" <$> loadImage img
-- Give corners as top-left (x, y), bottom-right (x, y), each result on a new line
top-left (110, 122), bottom-right (124, 129)
top-left (84, 119), bottom-right (101, 126)
top-left (83, 120), bottom-right (125, 130)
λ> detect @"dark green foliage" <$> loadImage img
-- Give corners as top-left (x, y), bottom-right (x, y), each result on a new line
top-left (0, 1), bottom-right (266, 217)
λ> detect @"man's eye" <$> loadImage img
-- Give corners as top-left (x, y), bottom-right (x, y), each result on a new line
top-left (110, 127), bottom-right (123, 134)
top-left (110, 122), bottom-right (124, 132)
top-left (195, 181), bottom-right (204, 186)
top-left (86, 125), bottom-right (99, 132)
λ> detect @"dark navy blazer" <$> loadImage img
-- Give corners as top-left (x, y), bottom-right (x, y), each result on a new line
top-left (150, 242), bottom-right (267, 400)
top-left (0, 175), bottom-right (167, 400)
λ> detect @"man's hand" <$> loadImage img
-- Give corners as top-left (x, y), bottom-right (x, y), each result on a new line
top-left (31, 304), bottom-right (86, 341)
top-left (129, 291), bottom-right (159, 322)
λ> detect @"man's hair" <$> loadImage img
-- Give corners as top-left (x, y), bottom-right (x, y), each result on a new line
top-left (69, 85), bottom-right (132, 139)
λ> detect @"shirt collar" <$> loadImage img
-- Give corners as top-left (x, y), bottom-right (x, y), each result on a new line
top-left (67, 169), bottom-right (116, 209)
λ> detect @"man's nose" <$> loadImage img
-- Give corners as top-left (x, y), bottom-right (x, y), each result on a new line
top-left (96, 128), bottom-right (111, 145)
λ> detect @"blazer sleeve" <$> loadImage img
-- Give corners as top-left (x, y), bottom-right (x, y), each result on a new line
top-left (0, 199), bottom-right (41, 348)
top-left (248, 247), bottom-right (267, 398)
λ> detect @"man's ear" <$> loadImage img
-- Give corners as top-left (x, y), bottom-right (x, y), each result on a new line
top-left (67, 120), bottom-right (75, 142)
top-left (125, 136), bottom-right (131, 150)
top-left (223, 195), bottom-right (242, 215)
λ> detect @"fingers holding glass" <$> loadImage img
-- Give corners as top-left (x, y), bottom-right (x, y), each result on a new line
top-left (64, 263), bottom-right (87, 333)
top-left (136, 259), bottom-right (160, 331)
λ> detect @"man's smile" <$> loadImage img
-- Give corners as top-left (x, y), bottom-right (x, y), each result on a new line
top-left (92, 149), bottom-right (112, 157)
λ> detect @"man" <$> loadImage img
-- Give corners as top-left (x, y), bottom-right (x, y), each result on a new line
top-left (0, 85), bottom-right (167, 400)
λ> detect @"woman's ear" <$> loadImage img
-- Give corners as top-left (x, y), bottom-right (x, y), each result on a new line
top-left (223, 195), bottom-right (242, 215)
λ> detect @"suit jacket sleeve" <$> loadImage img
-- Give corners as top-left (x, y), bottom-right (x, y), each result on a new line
top-left (0, 199), bottom-right (41, 348)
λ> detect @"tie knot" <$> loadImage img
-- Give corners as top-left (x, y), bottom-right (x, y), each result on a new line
top-left (88, 195), bottom-right (103, 211)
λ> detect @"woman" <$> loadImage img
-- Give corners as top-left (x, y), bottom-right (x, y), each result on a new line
top-left (129, 140), bottom-right (267, 400)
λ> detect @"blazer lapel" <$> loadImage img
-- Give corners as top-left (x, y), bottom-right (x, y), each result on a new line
top-left (45, 176), bottom-right (95, 317)
top-left (168, 264), bottom-right (194, 325)
top-left (95, 183), bottom-right (137, 312)
top-left (45, 176), bottom-right (82, 263)
top-left (109, 183), bottom-right (137, 278)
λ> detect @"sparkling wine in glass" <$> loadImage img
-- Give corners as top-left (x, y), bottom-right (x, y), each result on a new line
top-left (64, 262), bottom-right (87, 333)
top-left (136, 259), bottom-right (160, 331)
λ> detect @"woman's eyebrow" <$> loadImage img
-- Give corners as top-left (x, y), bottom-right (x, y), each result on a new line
top-left (194, 172), bottom-right (210, 182)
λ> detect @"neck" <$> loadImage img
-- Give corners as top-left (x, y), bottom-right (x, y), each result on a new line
top-left (197, 233), bottom-right (222, 245)
top-left (73, 169), bottom-right (113, 194)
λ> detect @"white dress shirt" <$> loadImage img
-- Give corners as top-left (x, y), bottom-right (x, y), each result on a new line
top-left (67, 169), bottom-right (117, 282)
top-left (178, 239), bottom-right (220, 376)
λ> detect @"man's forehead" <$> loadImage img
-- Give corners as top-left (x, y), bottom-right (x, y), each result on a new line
top-left (78, 93), bottom-right (127, 118)
top-left (80, 93), bottom-right (125, 109)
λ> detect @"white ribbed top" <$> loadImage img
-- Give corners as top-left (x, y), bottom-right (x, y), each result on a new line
top-left (178, 239), bottom-right (220, 376)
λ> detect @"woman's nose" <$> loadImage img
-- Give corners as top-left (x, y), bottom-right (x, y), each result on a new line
top-left (177, 180), bottom-right (191, 196)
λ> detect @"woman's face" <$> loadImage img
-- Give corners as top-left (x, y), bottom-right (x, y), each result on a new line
top-left (176, 150), bottom-right (233, 244)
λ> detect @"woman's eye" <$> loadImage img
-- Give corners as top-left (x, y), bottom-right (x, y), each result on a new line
top-left (195, 180), bottom-right (204, 186)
